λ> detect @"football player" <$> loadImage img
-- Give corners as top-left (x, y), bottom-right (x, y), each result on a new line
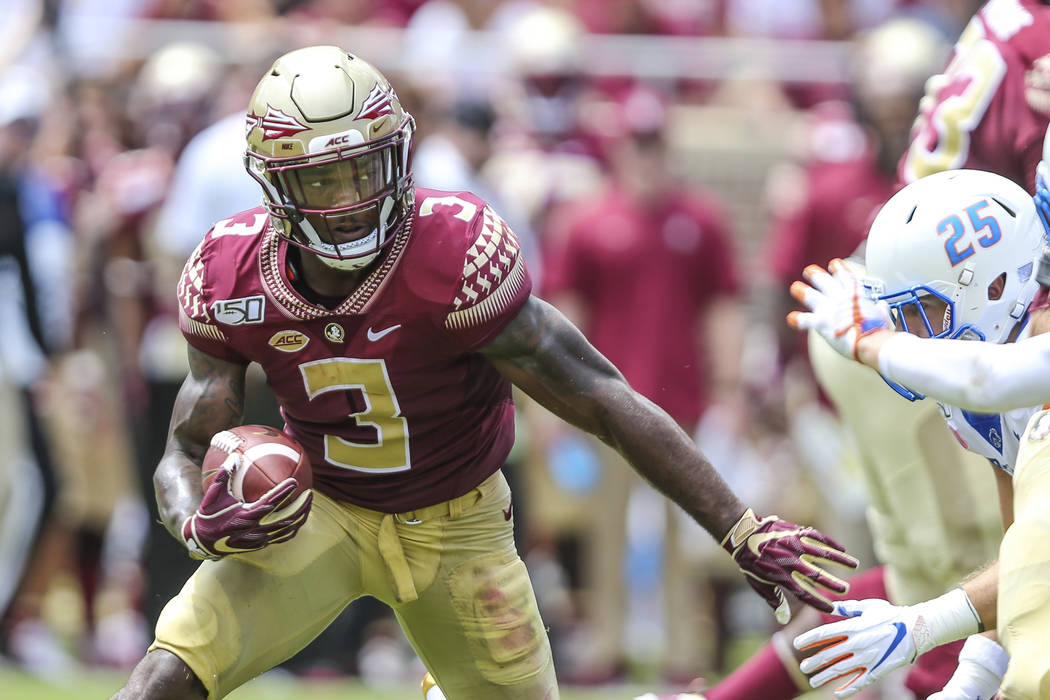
top-left (108, 46), bottom-right (858, 700)
top-left (790, 168), bottom-right (1048, 699)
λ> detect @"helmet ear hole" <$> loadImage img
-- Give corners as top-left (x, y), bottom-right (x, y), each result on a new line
top-left (988, 272), bottom-right (1007, 301)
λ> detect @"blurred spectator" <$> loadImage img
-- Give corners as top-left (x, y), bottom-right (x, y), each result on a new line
top-left (0, 64), bottom-right (73, 675)
top-left (145, 0), bottom-right (275, 21)
top-left (483, 4), bottom-right (606, 251)
top-left (58, 43), bottom-right (230, 654)
top-left (544, 85), bottom-right (745, 684)
top-left (279, 0), bottom-right (419, 25)
top-left (130, 56), bottom-right (261, 631)
top-left (414, 97), bottom-right (543, 287)
top-left (400, 0), bottom-right (534, 116)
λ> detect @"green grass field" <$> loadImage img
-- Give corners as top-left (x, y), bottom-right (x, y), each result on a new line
top-left (0, 667), bottom-right (838, 699)
top-left (0, 633), bottom-right (843, 699)
top-left (0, 668), bottom-right (662, 700)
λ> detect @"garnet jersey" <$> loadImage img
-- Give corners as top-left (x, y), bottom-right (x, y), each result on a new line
top-left (546, 185), bottom-right (739, 425)
top-left (177, 188), bottom-right (532, 512)
top-left (899, 0), bottom-right (1050, 193)
top-left (765, 155), bottom-right (896, 287)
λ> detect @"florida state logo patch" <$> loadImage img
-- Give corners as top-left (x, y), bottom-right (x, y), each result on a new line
top-left (324, 322), bottom-right (346, 343)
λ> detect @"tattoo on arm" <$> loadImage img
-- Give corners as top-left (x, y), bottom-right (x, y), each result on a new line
top-left (154, 346), bottom-right (247, 538)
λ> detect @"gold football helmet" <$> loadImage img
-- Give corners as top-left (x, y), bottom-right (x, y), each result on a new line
top-left (245, 46), bottom-right (414, 270)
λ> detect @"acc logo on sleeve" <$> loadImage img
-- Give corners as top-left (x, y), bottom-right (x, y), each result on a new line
top-left (212, 295), bottom-right (266, 325)
top-left (268, 330), bottom-right (310, 352)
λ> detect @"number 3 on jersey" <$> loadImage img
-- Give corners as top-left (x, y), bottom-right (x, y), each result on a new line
top-left (902, 17), bottom-right (1007, 180)
top-left (300, 358), bottom-right (411, 473)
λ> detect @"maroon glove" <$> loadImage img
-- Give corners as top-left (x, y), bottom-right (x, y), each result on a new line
top-left (181, 454), bottom-right (312, 561)
top-left (721, 508), bottom-right (858, 624)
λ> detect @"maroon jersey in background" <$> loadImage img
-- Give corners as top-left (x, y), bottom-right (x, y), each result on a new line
top-left (765, 153), bottom-right (896, 287)
top-left (545, 185), bottom-right (739, 426)
top-left (177, 188), bottom-right (531, 512)
top-left (899, 0), bottom-right (1050, 193)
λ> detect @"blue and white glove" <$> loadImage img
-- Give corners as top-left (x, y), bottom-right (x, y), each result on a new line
top-left (793, 589), bottom-right (983, 698)
top-left (928, 635), bottom-right (1008, 700)
top-left (788, 258), bottom-right (893, 360)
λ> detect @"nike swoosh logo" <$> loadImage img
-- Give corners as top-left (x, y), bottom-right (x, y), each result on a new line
top-left (746, 528), bottom-right (804, 558)
top-left (367, 324), bottom-right (402, 342)
top-left (503, 501), bottom-right (514, 521)
top-left (871, 622), bottom-right (907, 670)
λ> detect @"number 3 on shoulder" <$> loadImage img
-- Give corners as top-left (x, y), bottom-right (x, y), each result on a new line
top-left (419, 194), bottom-right (478, 222)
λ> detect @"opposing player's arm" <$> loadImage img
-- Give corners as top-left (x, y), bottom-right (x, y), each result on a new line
top-left (483, 296), bottom-right (858, 621)
top-left (481, 295), bottom-right (744, 535)
top-left (154, 344), bottom-right (247, 541)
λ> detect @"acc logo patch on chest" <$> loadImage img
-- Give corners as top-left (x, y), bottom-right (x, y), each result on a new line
top-left (211, 295), bottom-right (266, 325)
top-left (268, 329), bottom-right (309, 352)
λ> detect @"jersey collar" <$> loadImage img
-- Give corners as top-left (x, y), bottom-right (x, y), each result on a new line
top-left (259, 216), bottom-right (413, 319)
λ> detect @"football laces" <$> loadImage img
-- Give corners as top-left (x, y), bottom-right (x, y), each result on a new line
top-left (210, 430), bottom-right (244, 455)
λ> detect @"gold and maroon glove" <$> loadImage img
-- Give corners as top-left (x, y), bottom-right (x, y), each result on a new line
top-left (181, 454), bottom-right (312, 561)
top-left (722, 508), bottom-right (858, 624)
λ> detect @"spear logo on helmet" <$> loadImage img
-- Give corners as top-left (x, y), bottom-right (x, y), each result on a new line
top-left (356, 83), bottom-right (395, 121)
top-left (246, 106), bottom-right (309, 140)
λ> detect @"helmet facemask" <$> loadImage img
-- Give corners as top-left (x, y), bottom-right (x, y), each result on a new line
top-left (246, 114), bottom-right (414, 271)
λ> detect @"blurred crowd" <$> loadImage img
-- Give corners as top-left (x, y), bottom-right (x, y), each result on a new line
top-left (0, 0), bottom-right (982, 693)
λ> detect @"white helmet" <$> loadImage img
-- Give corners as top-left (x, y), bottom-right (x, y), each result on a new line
top-left (866, 169), bottom-right (1042, 345)
top-left (245, 46), bottom-right (414, 271)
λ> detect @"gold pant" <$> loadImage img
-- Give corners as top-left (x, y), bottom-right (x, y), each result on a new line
top-left (151, 471), bottom-right (556, 699)
top-left (999, 410), bottom-right (1050, 700)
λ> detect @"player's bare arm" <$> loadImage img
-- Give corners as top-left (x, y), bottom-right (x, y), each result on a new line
top-left (153, 345), bottom-right (247, 541)
top-left (482, 296), bottom-right (858, 626)
top-left (482, 295), bottom-right (746, 537)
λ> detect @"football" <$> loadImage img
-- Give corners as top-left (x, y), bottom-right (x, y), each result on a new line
top-left (201, 425), bottom-right (312, 502)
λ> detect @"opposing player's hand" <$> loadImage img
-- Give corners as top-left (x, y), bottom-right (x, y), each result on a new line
top-left (794, 599), bottom-right (926, 698)
top-left (927, 635), bottom-right (1008, 700)
top-left (787, 258), bottom-right (893, 360)
top-left (181, 453), bottom-right (313, 561)
top-left (721, 509), bottom-right (858, 624)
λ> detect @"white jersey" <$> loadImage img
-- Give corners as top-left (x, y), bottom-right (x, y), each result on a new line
top-left (938, 400), bottom-right (1039, 474)
top-left (934, 324), bottom-right (1042, 474)
top-left (880, 319), bottom-right (1050, 413)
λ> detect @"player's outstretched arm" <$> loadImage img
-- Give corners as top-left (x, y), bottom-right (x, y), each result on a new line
top-left (789, 259), bottom-right (1050, 411)
top-left (482, 296), bottom-right (858, 622)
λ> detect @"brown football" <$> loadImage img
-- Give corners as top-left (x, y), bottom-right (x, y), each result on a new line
top-left (201, 425), bottom-right (312, 502)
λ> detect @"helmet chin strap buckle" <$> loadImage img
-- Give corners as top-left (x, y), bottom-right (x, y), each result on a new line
top-left (957, 264), bottom-right (975, 286)
top-left (282, 204), bottom-right (305, 223)
top-left (1011, 300), bottom-right (1027, 320)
